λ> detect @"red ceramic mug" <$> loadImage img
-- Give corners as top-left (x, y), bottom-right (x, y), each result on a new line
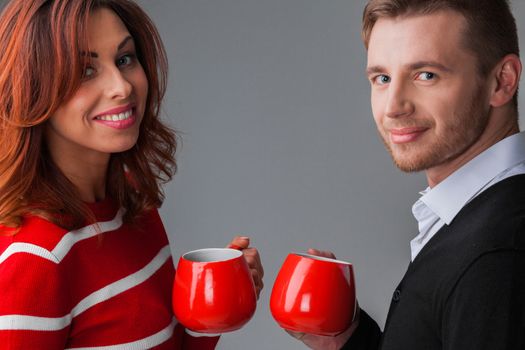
top-left (270, 252), bottom-right (356, 336)
top-left (173, 248), bottom-right (257, 333)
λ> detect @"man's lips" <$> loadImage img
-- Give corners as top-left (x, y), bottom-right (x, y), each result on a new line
top-left (388, 127), bottom-right (428, 144)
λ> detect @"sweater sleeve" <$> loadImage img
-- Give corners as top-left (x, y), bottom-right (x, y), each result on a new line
top-left (442, 250), bottom-right (525, 350)
top-left (341, 309), bottom-right (382, 350)
top-left (0, 243), bottom-right (71, 349)
top-left (182, 331), bottom-right (220, 349)
top-left (172, 323), bottom-right (220, 349)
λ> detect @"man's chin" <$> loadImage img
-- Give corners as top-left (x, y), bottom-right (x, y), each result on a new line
top-left (390, 153), bottom-right (433, 173)
top-left (382, 137), bottom-right (445, 173)
top-left (393, 161), bottom-right (425, 173)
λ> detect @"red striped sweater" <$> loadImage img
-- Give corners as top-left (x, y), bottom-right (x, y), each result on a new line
top-left (0, 198), bottom-right (219, 349)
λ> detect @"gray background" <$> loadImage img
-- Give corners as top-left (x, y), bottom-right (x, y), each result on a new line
top-left (0, 0), bottom-right (521, 348)
top-left (142, 1), bottom-right (525, 349)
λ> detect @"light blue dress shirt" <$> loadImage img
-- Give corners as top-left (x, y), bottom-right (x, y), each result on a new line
top-left (410, 131), bottom-right (525, 261)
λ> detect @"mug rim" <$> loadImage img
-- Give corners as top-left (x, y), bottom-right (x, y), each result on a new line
top-left (291, 252), bottom-right (352, 265)
top-left (182, 248), bottom-right (243, 262)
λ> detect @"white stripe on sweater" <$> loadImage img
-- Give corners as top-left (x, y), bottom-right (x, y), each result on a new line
top-left (185, 328), bottom-right (222, 337)
top-left (0, 314), bottom-right (72, 331)
top-left (65, 317), bottom-right (176, 350)
top-left (0, 209), bottom-right (124, 266)
top-left (0, 243), bottom-right (59, 265)
top-left (71, 245), bottom-right (172, 317)
top-left (0, 245), bottom-right (171, 332)
top-left (52, 208), bottom-right (125, 261)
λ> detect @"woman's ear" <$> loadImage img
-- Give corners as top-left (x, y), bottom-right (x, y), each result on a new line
top-left (489, 54), bottom-right (522, 108)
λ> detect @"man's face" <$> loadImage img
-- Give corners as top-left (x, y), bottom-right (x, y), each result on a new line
top-left (366, 10), bottom-right (491, 173)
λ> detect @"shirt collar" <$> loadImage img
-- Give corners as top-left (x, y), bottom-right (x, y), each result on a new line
top-left (419, 131), bottom-right (525, 225)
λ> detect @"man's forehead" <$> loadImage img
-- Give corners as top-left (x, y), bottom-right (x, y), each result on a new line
top-left (366, 11), bottom-right (468, 70)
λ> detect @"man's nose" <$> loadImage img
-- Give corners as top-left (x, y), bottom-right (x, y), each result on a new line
top-left (384, 81), bottom-right (414, 118)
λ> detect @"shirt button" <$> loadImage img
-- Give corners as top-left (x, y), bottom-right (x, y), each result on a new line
top-left (392, 289), bottom-right (401, 302)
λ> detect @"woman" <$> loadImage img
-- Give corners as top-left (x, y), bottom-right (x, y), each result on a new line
top-left (0, 0), bottom-right (264, 348)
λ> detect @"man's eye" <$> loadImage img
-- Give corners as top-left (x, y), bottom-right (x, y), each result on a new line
top-left (374, 75), bottom-right (391, 84)
top-left (418, 72), bottom-right (435, 81)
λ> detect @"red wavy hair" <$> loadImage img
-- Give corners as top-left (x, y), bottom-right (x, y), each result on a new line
top-left (0, 0), bottom-right (176, 230)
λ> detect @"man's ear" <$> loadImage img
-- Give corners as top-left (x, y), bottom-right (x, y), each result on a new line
top-left (489, 54), bottom-right (522, 108)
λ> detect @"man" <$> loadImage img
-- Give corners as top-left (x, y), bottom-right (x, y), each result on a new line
top-left (290, 0), bottom-right (525, 349)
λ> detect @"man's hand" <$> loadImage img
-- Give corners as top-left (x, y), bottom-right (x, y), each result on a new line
top-left (227, 236), bottom-right (264, 299)
top-left (286, 248), bottom-right (359, 350)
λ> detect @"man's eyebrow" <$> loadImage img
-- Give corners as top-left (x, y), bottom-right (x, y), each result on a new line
top-left (366, 61), bottom-right (453, 76)
top-left (408, 61), bottom-right (453, 72)
top-left (81, 36), bottom-right (134, 58)
top-left (366, 65), bottom-right (385, 76)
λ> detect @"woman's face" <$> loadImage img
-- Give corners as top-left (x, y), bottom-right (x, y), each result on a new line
top-left (46, 7), bottom-right (148, 165)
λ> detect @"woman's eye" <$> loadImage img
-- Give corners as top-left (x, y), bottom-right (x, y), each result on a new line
top-left (418, 72), bottom-right (435, 81)
top-left (117, 54), bottom-right (134, 67)
top-left (83, 66), bottom-right (96, 79)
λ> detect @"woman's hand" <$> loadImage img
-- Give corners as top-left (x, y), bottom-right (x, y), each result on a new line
top-left (227, 236), bottom-right (264, 299)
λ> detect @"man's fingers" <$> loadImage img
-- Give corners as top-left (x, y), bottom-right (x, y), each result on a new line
top-left (307, 248), bottom-right (337, 259)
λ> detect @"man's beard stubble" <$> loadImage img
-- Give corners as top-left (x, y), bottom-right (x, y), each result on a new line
top-left (379, 84), bottom-right (490, 173)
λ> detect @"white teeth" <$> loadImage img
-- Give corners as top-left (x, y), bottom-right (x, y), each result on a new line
top-left (96, 109), bottom-right (132, 121)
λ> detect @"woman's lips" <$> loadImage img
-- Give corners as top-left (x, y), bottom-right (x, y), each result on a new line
top-left (93, 104), bottom-right (137, 130)
top-left (94, 103), bottom-right (135, 117)
top-left (389, 127), bottom-right (428, 144)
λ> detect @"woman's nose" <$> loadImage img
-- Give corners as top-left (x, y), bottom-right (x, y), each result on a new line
top-left (104, 68), bottom-right (133, 100)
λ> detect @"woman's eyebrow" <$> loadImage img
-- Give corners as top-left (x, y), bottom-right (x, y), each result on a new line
top-left (117, 35), bottom-right (133, 50)
top-left (81, 35), bottom-right (134, 58)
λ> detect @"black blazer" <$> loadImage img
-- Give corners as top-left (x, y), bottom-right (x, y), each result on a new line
top-left (344, 175), bottom-right (525, 350)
